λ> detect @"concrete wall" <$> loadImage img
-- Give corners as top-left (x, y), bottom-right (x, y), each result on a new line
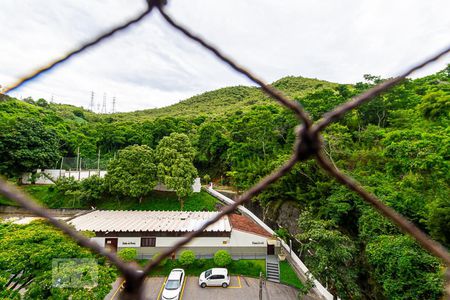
top-left (91, 230), bottom-right (268, 259)
top-left (22, 169), bottom-right (107, 184)
top-left (22, 170), bottom-right (201, 193)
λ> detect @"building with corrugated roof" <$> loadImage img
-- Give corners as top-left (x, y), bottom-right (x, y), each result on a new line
top-left (68, 210), bottom-right (278, 259)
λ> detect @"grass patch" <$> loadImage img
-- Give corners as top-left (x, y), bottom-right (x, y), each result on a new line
top-left (0, 185), bottom-right (218, 212)
top-left (138, 259), bottom-right (266, 278)
top-left (280, 261), bottom-right (304, 289)
top-left (0, 185), bottom-right (58, 207)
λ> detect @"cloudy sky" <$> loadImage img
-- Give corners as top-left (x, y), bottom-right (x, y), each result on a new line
top-left (1, 0), bottom-right (449, 112)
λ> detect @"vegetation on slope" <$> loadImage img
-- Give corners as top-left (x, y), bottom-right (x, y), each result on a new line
top-left (1, 69), bottom-right (449, 299)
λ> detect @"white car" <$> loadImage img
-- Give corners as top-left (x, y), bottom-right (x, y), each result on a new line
top-left (199, 268), bottom-right (230, 288)
top-left (162, 268), bottom-right (185, 300)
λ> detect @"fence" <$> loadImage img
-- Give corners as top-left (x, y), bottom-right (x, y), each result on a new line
top-left (0, 1), bottom-right (449, 299)
top-left (59, 157), bottom-right (109, 171)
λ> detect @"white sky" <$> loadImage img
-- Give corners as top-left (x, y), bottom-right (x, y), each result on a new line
top-left (1, 0), bottom-right (449, 112)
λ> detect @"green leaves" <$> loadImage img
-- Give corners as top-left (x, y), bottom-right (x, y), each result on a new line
top-left (297, 211), bottom-right (360, 299)
top-left (0, 118), bottom-right (60, 178)
top-left (156, 133), bottom-right (198, 209)
top-left (106, 145), bottom-right (158, 203)
top-left (0, 221), bottom-right (116, 299)
top-left (366, 235), bottom-right (443, 300)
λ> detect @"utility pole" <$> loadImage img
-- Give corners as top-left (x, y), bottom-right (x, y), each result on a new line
top-left (97, 149), bottom-right (101, 176)
top-left (259, 272), bottom-right (264, 300)
top-left (89, 91), bottom-right (95, 111)
top-left (77, 147), bottom-right (81, 181)
top-left (59, 157), bottom-right (64, 179)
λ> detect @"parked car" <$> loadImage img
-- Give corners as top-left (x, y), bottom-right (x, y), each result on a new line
top-left (162, 268), bottom-right (185, 300)
top-left (198, 268), bottom-right (230, 288)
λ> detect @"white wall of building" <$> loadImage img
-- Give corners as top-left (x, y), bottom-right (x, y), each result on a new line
top-left (156, 236), bottom-right (230, 248)
top-left (229, 230), bottom-right (268, 247)
top-left (91, 230), bottom-right (268, 250)
top-left (118, 237), bottom-right (141, 248)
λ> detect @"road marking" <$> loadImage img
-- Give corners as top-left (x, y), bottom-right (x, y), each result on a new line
top-left (179, 276), bottom-right (187, 300)
top-left (205, 276), bottom-right (242, 289)
top-left (157, 277), bottom-right (167, 300)
top-left (111, 279), bottom-right (125, 300)
top-left (228, 276), bottom-right (242, 289)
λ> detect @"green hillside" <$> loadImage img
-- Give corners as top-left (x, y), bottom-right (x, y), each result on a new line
top-left (1, 68), bottom-right (449, 299)
top-left (112, 76), bottom-right (338, 121)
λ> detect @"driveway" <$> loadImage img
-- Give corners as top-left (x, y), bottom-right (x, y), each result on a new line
top-left (105, 276), bottom-right (300, 300)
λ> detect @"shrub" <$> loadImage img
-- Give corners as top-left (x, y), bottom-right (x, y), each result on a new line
top-left (55, 177), bottom-right (80, 194)
top-left (214, 250), bottom-right (232, 267)
top-left (80, 175), bottom-right (106, 205)
top-left (179, 250), bottom-right (196, 266)
top-left (152, 252), bottom-right (168, 267)
top-left (194, 258), bottom-right (208, 268)
top-left (203, 174), bottom-right (211, 184)
top-left (233, 260), bottom-right (250, 271)
top-left (117, 248), bottom-right (137, 262)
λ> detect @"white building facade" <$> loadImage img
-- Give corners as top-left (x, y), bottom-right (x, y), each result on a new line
top-left (69, 210), bottom-right (276, 259)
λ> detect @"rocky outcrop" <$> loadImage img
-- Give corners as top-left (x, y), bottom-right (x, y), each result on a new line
top-left (265, 200), bottom-right (303, 236)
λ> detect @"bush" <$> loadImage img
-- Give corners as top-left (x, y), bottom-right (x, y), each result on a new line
top-left (233, 260), bottom-right (250, 271)
top-left (55, 177), bottom-right (80, 194)
top-left (117, 248), bottom-right (137, 262)
top-left (80, 175), bottom-right (106, 205)
top-left (214, 250), bottom-right (232, 267)
top-left (194, 258), bottom-right (208, 268)
top-left (179, 250), bottom-right (196, 266)
top-left (152, 252), bottom-right (168, 267)
top-left (203, 174), bottom-right (211, 184)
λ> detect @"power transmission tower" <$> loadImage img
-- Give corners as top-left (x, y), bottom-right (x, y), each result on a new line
top-left (101, 92), bottom-right (107, 114)
top-left (112, 96), bottom-right (116, 113)
top-left (89, 91), bottom-right (95, 111)
top-left (51, 94), bottom-right (54, 103)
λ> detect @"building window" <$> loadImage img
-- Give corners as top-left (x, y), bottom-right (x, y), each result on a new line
top-left (141, 237), bottom-right (156, 247)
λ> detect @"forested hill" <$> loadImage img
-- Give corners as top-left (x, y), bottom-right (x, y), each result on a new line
top-left (113, 76), bottom-right (338, 120)
top-left (1, 68), bottom-right (449, 299)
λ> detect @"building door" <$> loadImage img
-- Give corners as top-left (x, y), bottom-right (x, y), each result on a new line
top-left (267, 244), bottom-right (275, 255)
top-left (105, 238), bottom-right (118, 252)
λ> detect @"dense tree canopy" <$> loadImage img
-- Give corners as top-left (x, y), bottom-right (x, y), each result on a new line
top-left (0, 118), bottom-right (60, 178)
top-left (156, 133), bottom-right (197, 209)
top-left (105, 145), bottom-right (158, 203)
top-left (0, 67), bottom-right (449, 299)
top-left (0, 221), bottom-right (116, 299)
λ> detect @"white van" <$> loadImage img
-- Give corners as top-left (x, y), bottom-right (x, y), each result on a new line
top-left (198, 268), bottom-right (230, 288)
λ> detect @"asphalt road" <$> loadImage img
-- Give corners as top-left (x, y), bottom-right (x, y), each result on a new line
top-left (105, 276), bottom-right (300, 300)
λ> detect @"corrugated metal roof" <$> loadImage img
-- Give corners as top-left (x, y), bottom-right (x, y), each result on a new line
top-left (68, 210), bottom-right (231, 233)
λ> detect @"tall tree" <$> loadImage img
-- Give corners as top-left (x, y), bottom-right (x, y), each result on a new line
top-left (366, 235), bottom-right (443, 300)
top-left (105, 145), bottom-right (157, 203)
top-left (0, 118), bottom-right (60, 179)
top-left (297, 211), bottom-right (360, 299)
top-left (156, 133), bottom-right (197, 210)
top-left (0, 221), bottom-right (116, 299)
